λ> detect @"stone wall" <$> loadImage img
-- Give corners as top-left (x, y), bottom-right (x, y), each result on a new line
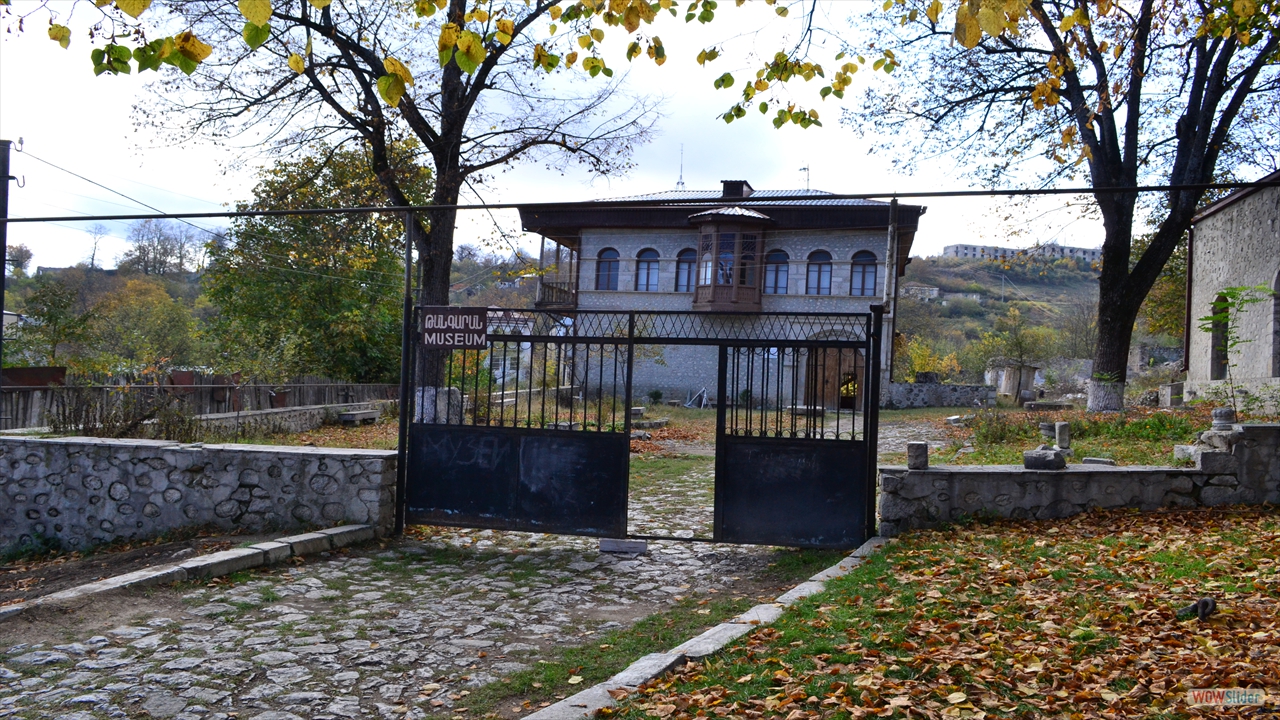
top-left (1186, 181), bottom-right (1280, 385)
top-left (0, 437), bottom-right (397, 554)
top-left (884, 382), bottom-right (997, 409)
top-left (877, 424), bottom-right (1280, 536)
top-left (193, 401), bottom-right (391, 436)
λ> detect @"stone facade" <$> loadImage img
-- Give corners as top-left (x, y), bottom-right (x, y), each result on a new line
top-left (580, 227), bottom-right (894, 404)
top-left (0, 437), bottom-right (397, 555)
top-left (877, 424), bottom-right (1280, 536)
top-left (1185, 171), bottom-right (1280, 400)
top-left (576, 228), bottom-right (890, 308)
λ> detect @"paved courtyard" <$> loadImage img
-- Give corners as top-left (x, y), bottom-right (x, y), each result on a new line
top-left (0, 458), bottom-right (796, 720)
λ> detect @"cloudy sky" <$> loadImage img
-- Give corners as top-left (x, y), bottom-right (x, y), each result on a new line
top-left (0, 1), bottom-right (1104, 272)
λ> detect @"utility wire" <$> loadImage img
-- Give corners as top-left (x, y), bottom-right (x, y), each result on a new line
top-left (20, 150), bottom-right (409, 286)
top-left (7, 180), bottom-right (1280, 225)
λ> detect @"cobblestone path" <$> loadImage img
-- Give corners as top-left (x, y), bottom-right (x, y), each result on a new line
top-left (1, 459), bottom-right (781, 720)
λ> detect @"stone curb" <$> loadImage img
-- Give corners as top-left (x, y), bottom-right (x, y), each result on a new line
top-left (524, 536), bottom-right (894, 720)
top-left (0, 524), bottom-right (374, 624)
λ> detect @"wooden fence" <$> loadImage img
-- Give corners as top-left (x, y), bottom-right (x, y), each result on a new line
top-left (0, 375), bottom-right (398, 431)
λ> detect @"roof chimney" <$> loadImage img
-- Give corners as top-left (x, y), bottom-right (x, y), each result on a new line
top-left (721, 180), bottom-right (754, 198)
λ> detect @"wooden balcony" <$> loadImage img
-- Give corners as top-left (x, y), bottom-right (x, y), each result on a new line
top-left (692, 283), bottom-right (762, 312)
top-left (535, 280), bottom-right (577, 310)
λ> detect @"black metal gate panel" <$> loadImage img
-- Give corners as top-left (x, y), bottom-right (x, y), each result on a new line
top-left (713, 344), bottom-right (875, 548)
top-left (404, 314), bottom-right (634, 536)
top-left (402, 308), bottom-right (882, 547)
top-left (406, 425), bottom-right (628, 536)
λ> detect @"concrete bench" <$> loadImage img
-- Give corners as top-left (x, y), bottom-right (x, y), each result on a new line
top-left (338, 409), bottom-right (380, 427)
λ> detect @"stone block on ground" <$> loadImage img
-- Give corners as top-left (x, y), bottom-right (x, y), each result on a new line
top-left (599, 538), bottom-right (647, 554)
top-left (669, 623), bottom-right (752, 658)
top-left (0, 604), bottom-right (26, 621)
top-left (316, 525), bottom-right (375, 547)
top-left (851, 537), bottom-right (891, 557)
top-left (277, 532), bottom-right (333, 556)
top-left (906, 442), bottom-right (928, 470)
top-left (103, 564), bottom-right (188, 590)
top-left (735, 604), bottom-right (784, 625)
top-left (1195, 451), bottom-right (1238, 474)
top-left (809, 556), bottom-right (864, 581)
top-left (1081, 457), bottom-right (1117, 466)
top-left (776, 581), bottom-right (826, 605)
top-left (524, 682), bottom-right (616, 720)
top-left (1055, 421), bottom-right (1071, 449)
top-left (608, 653), bottom-right (683, 688)
top-left (179, 548), bottom-right (266, 579)
top-left (338, 409), bottom-right (379, 426)
top-left (249, 540), bottom-right (294, 564)
top-left (1174, 444), bottom-right (1196, 460)
top-left (1023, 449), bottom-right (1067, 470)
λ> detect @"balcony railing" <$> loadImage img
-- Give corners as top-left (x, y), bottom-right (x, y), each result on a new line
top-left (535, 280), bottom-right (577, 310)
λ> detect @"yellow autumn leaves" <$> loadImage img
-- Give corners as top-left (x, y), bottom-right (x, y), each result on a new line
top-left (377, 57), bottom-right (416, 107)
top-left (953, 0), bottom-right (1032, 49)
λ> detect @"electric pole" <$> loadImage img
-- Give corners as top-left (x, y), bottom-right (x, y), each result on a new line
top-left (1, 139), bottom-right (12, 392)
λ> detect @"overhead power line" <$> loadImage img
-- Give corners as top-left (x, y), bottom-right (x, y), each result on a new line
top-left (6, 180), bottom-right (1280, 225)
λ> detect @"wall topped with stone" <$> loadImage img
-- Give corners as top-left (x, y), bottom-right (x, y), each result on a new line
top-left (0, 437), bottom-right (397, 555)
top-left (877, 424), bottom-right (1280, 536)
top-left (884, 382), bottom-right (997, 409)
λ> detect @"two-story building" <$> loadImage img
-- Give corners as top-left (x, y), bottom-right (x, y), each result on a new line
top-left (516, 180), bottom-right (926, 408)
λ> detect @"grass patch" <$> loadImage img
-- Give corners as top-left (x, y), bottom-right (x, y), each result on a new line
top-left (630, 455), bottom-right (713, 492)
top-left (455, 546), bottom-right (844, 718)
top-left (608, 507), bottom-right (1280, 720)
top-left (457, 595), bottom-right (756, 717)
top-left (938, 407), bottom-right (1210, 466)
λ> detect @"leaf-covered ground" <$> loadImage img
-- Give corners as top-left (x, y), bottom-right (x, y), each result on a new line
top-left (609, 507), bottom-right (1280, 719)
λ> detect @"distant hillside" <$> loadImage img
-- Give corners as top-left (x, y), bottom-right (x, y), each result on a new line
top-left (904, 254), bottom-right (1099, 308)
top-left (895, 255), bottom-right (1101, 379)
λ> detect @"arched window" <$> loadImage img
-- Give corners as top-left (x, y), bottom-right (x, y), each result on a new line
top-left (596, 248), bottom-right (619, 291)
top-left (851, 251), bottom-right (878, 296)
top-left (675, 249), bottom-right (696, 292)
top-left (806, 250), bottom-right (832, 295)
top-left (635, 249), bottom-right (660, 292)
top-left (1210, 293), bottom-right (1228, 380)
top-left (763, 250), bottom-right (789, 295)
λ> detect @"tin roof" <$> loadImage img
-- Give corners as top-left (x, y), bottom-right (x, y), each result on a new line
top-left (599, 189), bottom-right (889, 207)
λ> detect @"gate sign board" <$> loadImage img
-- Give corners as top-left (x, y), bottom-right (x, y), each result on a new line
top-left (420, 306), bottom-right (488, 349)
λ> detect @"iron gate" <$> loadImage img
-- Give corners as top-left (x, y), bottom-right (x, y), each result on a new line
top-left (403, 308), bottom-right (882, 548)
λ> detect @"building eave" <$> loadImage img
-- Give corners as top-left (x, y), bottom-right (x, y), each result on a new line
top-left (1192, 168), bottom-right (1280, 224)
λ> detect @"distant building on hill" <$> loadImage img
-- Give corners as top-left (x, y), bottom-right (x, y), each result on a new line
top-left (942, 242), bottom-right (1101, 263)
top-left (901, 284), bottom-right (939, 301)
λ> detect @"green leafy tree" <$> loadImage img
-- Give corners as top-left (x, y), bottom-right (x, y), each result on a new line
top-left (847, 0), bottom-right (1280, 410)
top-left (7, 277), bottom-right (93, 366)
top-left (91, 278), bottom-right (198, 372)
top-left (1197, 284), bottom-right (1272, 414)
top-left (204, 145), bottom-right (431, 383)
top-left (1135, 232), bottom-right (1188, 340)
top-left (5, 244), bottom-right (33, 278)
